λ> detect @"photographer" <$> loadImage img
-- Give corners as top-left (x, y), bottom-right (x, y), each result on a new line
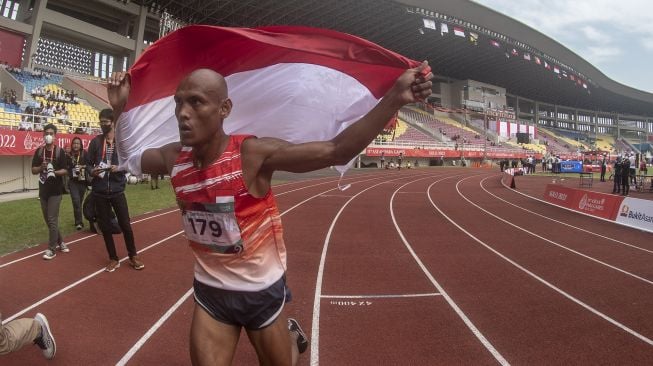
top-left (87, 109), bottom-right (143, 272)
top-left (31, 123), bottom-right (70, 260)
top-left (67, 137), bottom-right (89, 230)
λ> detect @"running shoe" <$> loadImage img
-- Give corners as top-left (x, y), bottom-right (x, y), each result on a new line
top-left (42, 249), bottom-right (56, 260)
top-left (105, 260), bottom-right (120, 272)
top-left (129, 256), bottom-right (145, 270)
top-left (287, 318), bottom-right (308, 354)
top-left (34, 313), bottom-right (56, 359)
top-left (58, 242), bottom-right (69, 253)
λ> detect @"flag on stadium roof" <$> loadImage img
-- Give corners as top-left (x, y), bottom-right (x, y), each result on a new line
top-left (511, 48), bottom-right (519, 56)
top-left (453, 26), bottom-right (465, 37)
top-left (534, 56), bottom-right (541, 65)
top-left (469, 32), bottom-right (478, 45)
top-left (440, 23), bottom-right (449, 35)
top-left (422, 18), bottom-right (436, 30)
top-left (523, 53), bottom-right (531, 61)
top-left (489, 40), bottom-right (500, 48)
top-left (114, 25), bottom-right (427, 175)
top-left (553, 66), bottom-right (560, 74)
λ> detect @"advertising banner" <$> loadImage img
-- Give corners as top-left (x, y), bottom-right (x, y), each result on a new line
top-left (615, 197), bottom-right (653, 233)
top-left (560, 160), bottom-right (583, 173)
top-left (543, 184), bottom-right (624, 219)
top-left (0, 130), bottom-right (95, 156)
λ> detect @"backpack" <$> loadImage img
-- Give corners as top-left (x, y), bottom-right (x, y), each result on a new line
top-left (82, 194), bottom-right (122, 234)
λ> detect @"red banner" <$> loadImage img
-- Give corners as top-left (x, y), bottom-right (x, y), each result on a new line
top-left (365, 147), bottom-right (541, 160)
top-left (0, 130), bottom-right (95, 156)
top-left (543, 184), bottom-right (624, 220)
top-left (0, 29), bottom-right (25, 67)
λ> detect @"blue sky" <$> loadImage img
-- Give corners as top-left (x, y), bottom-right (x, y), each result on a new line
top-left (473, 0), bottom-right (653, 93)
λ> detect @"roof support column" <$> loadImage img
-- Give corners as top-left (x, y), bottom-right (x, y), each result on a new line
top-left (21, 0), bottom-right (47, 70)
top-left (128, 4), bottom-right (147, 67)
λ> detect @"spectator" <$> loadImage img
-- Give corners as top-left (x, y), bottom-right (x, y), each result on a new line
top-left (31, 123), bottom-right (70, 260)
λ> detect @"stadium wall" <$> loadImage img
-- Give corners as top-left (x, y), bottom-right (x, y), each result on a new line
top-left (0, 155), bottom-right (39, 192)
top-left (0, 68), bottom-right (25, 100)
top-left (63, 78), bottom-right (109, 111)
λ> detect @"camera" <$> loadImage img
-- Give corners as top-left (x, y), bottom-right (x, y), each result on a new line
top-left (46, 163), bottom-right (55, 180)
top-left (78, 166), bottom-right (86, 181)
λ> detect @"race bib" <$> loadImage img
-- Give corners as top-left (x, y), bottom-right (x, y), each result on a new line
top-left (179, 197), bottom-right (244, 254)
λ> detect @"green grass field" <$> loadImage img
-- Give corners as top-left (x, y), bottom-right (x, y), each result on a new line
top-left (0, 180), bottom-right (177, 256)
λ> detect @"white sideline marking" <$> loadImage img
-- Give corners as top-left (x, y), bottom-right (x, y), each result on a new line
top-left (457, 176), bottom-right (653, 285)
top-left (2, 231), bottom-right (183, 324)
top-left (0, 208), bottom-right (179, 269)
top-left (429, 179), bottom-right (653, 346)
top-left (483, 177), bottom-right (653, 254)
top-left (116, 288), bottom-right (194, 366)
top-left (116, 173), bottom-right (418, 364)
top-left (391, 176), bottom-right (510, 366)
top-left (310, 174), bottom-right (437, 366)
top-left (321, 293), bottom-right (440, 299)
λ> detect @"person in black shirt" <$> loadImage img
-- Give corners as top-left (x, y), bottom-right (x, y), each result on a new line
top-left (31, 123), bottom-right (70, 260)
top-left (612, 158), bottom-right (622, 194)
top-left (621, 157), bottom-right (631, 196)
top-left (67, 137), bottom-right (89, 230)
top-left (87, 108), bottom-right (144, 272)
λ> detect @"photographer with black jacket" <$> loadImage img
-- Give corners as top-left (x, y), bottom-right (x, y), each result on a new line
top-left (87, 108), bottom-right (144, 272)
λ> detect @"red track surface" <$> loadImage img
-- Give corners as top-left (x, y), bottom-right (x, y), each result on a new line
top-left (1, 168), bottom-right (652, 365)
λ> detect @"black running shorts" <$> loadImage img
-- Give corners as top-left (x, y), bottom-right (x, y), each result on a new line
top-left (193, 275), bottom-right (291, 330)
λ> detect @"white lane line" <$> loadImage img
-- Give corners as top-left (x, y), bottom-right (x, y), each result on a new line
top-left (310, 174), bottom-right (428, 366)
top-left (116, 288), bottom-right (194, 366)
top-left (115, 173), bottom-right (421, 364)
top-left (391, 176), bottom-right (510, 366)
top-left (0, 208), bottom-right (180, 269)
top-left (457, 176), bottom-right (653, 285)
top-left (429, 179), bottom-right (653, 346)
top-left (321, 293), bottom-right (441, 299)
top-left (274, 172), bottom-right (388, 196)
top-left (482, 177), bottom-right (653, 254)
top-left (2, 231), bottom-right (184, 324)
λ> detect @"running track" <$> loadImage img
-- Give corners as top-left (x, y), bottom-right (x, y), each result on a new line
top-left (1, 168), bottom-right (652, 365)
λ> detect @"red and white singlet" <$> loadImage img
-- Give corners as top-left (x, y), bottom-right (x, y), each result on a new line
top-left (171, 135), bottom-right (287, 291)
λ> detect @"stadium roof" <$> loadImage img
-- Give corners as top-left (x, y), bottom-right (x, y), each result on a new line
top-left (130, 0), bottom-right (653, 117)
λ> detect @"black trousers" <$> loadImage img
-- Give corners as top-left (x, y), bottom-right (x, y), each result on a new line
top-left (68, 179), bottom-right (87, 226)
top-left (622, 175), bottom-right (630, 195)
top-left (94, 192), bottom-right (136, 260)
top-left (613, 175), bottom-right (621, 193)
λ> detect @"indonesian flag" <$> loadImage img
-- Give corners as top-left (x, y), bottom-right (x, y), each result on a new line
top-left (453, 27), bottom-right (465, 37)
top-left (115, 25), bottom-right (424, 175)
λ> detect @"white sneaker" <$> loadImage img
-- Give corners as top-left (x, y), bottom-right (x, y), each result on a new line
top-left (42, 249), bottom-right (56, 260)
top-left (58, 242), bottom-right (69, 253)
top-left (34, 313), bottom-right (56, 359)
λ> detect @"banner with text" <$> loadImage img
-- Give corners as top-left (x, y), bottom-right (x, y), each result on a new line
top-left (615, 197), bottom-right (653, 233)
top-left (0, 130), bottom-right (95, 156)
top-left (543, 184), bottom-right (624, 220)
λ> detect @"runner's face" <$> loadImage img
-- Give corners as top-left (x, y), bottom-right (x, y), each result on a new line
top-left (174, 74), bottom-right (231, 147)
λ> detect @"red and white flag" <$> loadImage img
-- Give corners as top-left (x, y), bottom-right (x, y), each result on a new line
top-left (453, 27), bottom-right (465, 37)
top-left (115, 25), bottom-right (424, 175)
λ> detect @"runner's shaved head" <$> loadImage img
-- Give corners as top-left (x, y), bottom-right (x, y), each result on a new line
top-left (179, 68), bottom-right (228, 100)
